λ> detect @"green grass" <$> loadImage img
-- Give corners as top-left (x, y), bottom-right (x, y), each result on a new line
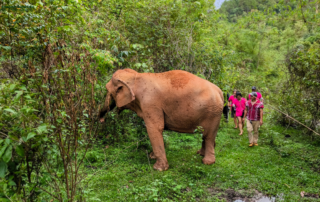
top-left (80, 122), bottom-right (320, 202)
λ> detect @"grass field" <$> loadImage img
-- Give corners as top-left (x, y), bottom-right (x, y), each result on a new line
top-left (81, 120), bottom-right (320, 202)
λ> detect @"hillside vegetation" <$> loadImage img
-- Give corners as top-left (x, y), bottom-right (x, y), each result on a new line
top-left (220, 0), bottom-right (280, 21)
top-left (0, 0), bottom-right (320, 201)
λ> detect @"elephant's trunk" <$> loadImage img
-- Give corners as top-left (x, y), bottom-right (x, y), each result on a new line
top-left (99, 93), bottom-right (116, 123)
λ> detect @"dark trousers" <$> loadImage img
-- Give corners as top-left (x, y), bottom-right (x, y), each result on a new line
top-left (223, 105), bottom-right (229, 121)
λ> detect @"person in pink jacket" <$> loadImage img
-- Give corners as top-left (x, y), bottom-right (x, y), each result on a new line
top-left (235, 92), bottom-right (247, 136)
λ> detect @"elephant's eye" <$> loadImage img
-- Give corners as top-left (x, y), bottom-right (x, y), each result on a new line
top-left (116, 86), bottom-right (123, 94)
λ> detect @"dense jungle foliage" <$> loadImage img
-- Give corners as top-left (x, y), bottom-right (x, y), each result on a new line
top-left (0, 0), bottom-right (320, 201)
top-left (220, 0), bottom-right (280, 21)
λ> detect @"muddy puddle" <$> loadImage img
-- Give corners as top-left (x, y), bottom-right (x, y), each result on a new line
top-left (234, 197), bottom-right (275, 202)
top-left (206, 188), bottom-right (284, 202)
top-left (233, 193), bottom-right (284, 202)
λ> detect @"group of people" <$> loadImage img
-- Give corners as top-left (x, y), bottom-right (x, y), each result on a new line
top-left (223, 87), bottom-right (264, 147)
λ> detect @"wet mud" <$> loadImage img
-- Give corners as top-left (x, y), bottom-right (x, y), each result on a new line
top-left (205, 188), bottom-right (284, 202)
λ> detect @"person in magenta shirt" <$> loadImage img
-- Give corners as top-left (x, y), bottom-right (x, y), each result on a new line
top-left (228, 90), bottom-right (238, 128)
top-left (244, 92), bottom-right (264, 147)
top-left (234, 92), bottom-right (247, 135)
top-left (248, 86), bottom-right (263, 102)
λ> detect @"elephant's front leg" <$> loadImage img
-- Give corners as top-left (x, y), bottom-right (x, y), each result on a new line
top-left (144, 111), bottom-right (169, 171)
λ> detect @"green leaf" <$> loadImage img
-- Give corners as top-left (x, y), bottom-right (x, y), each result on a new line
top-left (16, 145), bottom-right (25, 157)
top-left (14, 91), bottom-right (23, 100)
top-left (36, 124), bottom-right (48, 135)
top-left (194, 1), bottom-right (201, 6)
top-left (19, 86), bottom-right (27, 91)
top-left (0, 144), bottom-right (8, 158)
top-left (8, 180), bottom-right (16, 186)
top-left (27, 132), bottom-right (36, 141)
top-left (134, 63), bottom-right (141, 68)
top-left (24, 95), bottom-right (32, 99)
top-left (0, 161), bottom-right (7, 178)
top-left (0, 45), bottom-right (12, 50)
top-left (9, 84), bottom-right (17, 91)
top-left (4, 108), bottom-right (16, 115)
top-left (141, 63), bottom-right (148, 68)
top-left (2, 145), bottom-right (12, 163)
top-left (5, 138), bottom-right (10, 145)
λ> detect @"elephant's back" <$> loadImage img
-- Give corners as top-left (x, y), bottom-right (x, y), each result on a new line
top-left (157, 70), bottom-right (196, 90)
top-left (153, 70), bottom-right (224, 114)
top-left (158, 70), bottom-right (223, 105)
top-left (141, 70), bottom-right (223, 110)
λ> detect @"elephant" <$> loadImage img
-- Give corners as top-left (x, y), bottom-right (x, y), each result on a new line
top-left (99, 69), bottom-right (224, 171)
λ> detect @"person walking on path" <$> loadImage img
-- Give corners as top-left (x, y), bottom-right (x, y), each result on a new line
top-left (248, 86), bottom-right (263, 103)
top-left (243, 92), bottom-right (264, 147)
top-left (234, 92), bottom-right (246, 136)
top-left (223, 92), bottom-right (230, 122)
top-left (228, 90), bottom-right (238, 129)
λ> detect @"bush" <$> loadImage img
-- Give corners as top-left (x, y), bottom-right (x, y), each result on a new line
top-left (277, 34), bottom-right (320, 133)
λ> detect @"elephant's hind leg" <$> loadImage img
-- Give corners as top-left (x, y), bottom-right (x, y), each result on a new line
top-left (201, 117), bottom-right (220, 165)
top-left (197, 140), bottom-right (205, 156)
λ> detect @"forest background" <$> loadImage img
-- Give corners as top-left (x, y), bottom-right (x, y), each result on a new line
top-left (0, 0), bottom-right (320, 201)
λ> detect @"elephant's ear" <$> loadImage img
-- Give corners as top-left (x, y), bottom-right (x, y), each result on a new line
top-left (115, 79), bottom-right (135, 108)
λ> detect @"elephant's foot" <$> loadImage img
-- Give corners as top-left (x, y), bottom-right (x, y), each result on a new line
top-left (153, 160), bottom-right (169, 171)
top-left (149, 152), bottom-right (156, 159)
top-left (197, 149), bottom-right (205, 156)
top-left (202, 156), bottom-right (216, 165)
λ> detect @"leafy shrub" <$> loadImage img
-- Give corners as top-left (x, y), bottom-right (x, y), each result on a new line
top-left (276, 34), bottom-right (320, 134)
